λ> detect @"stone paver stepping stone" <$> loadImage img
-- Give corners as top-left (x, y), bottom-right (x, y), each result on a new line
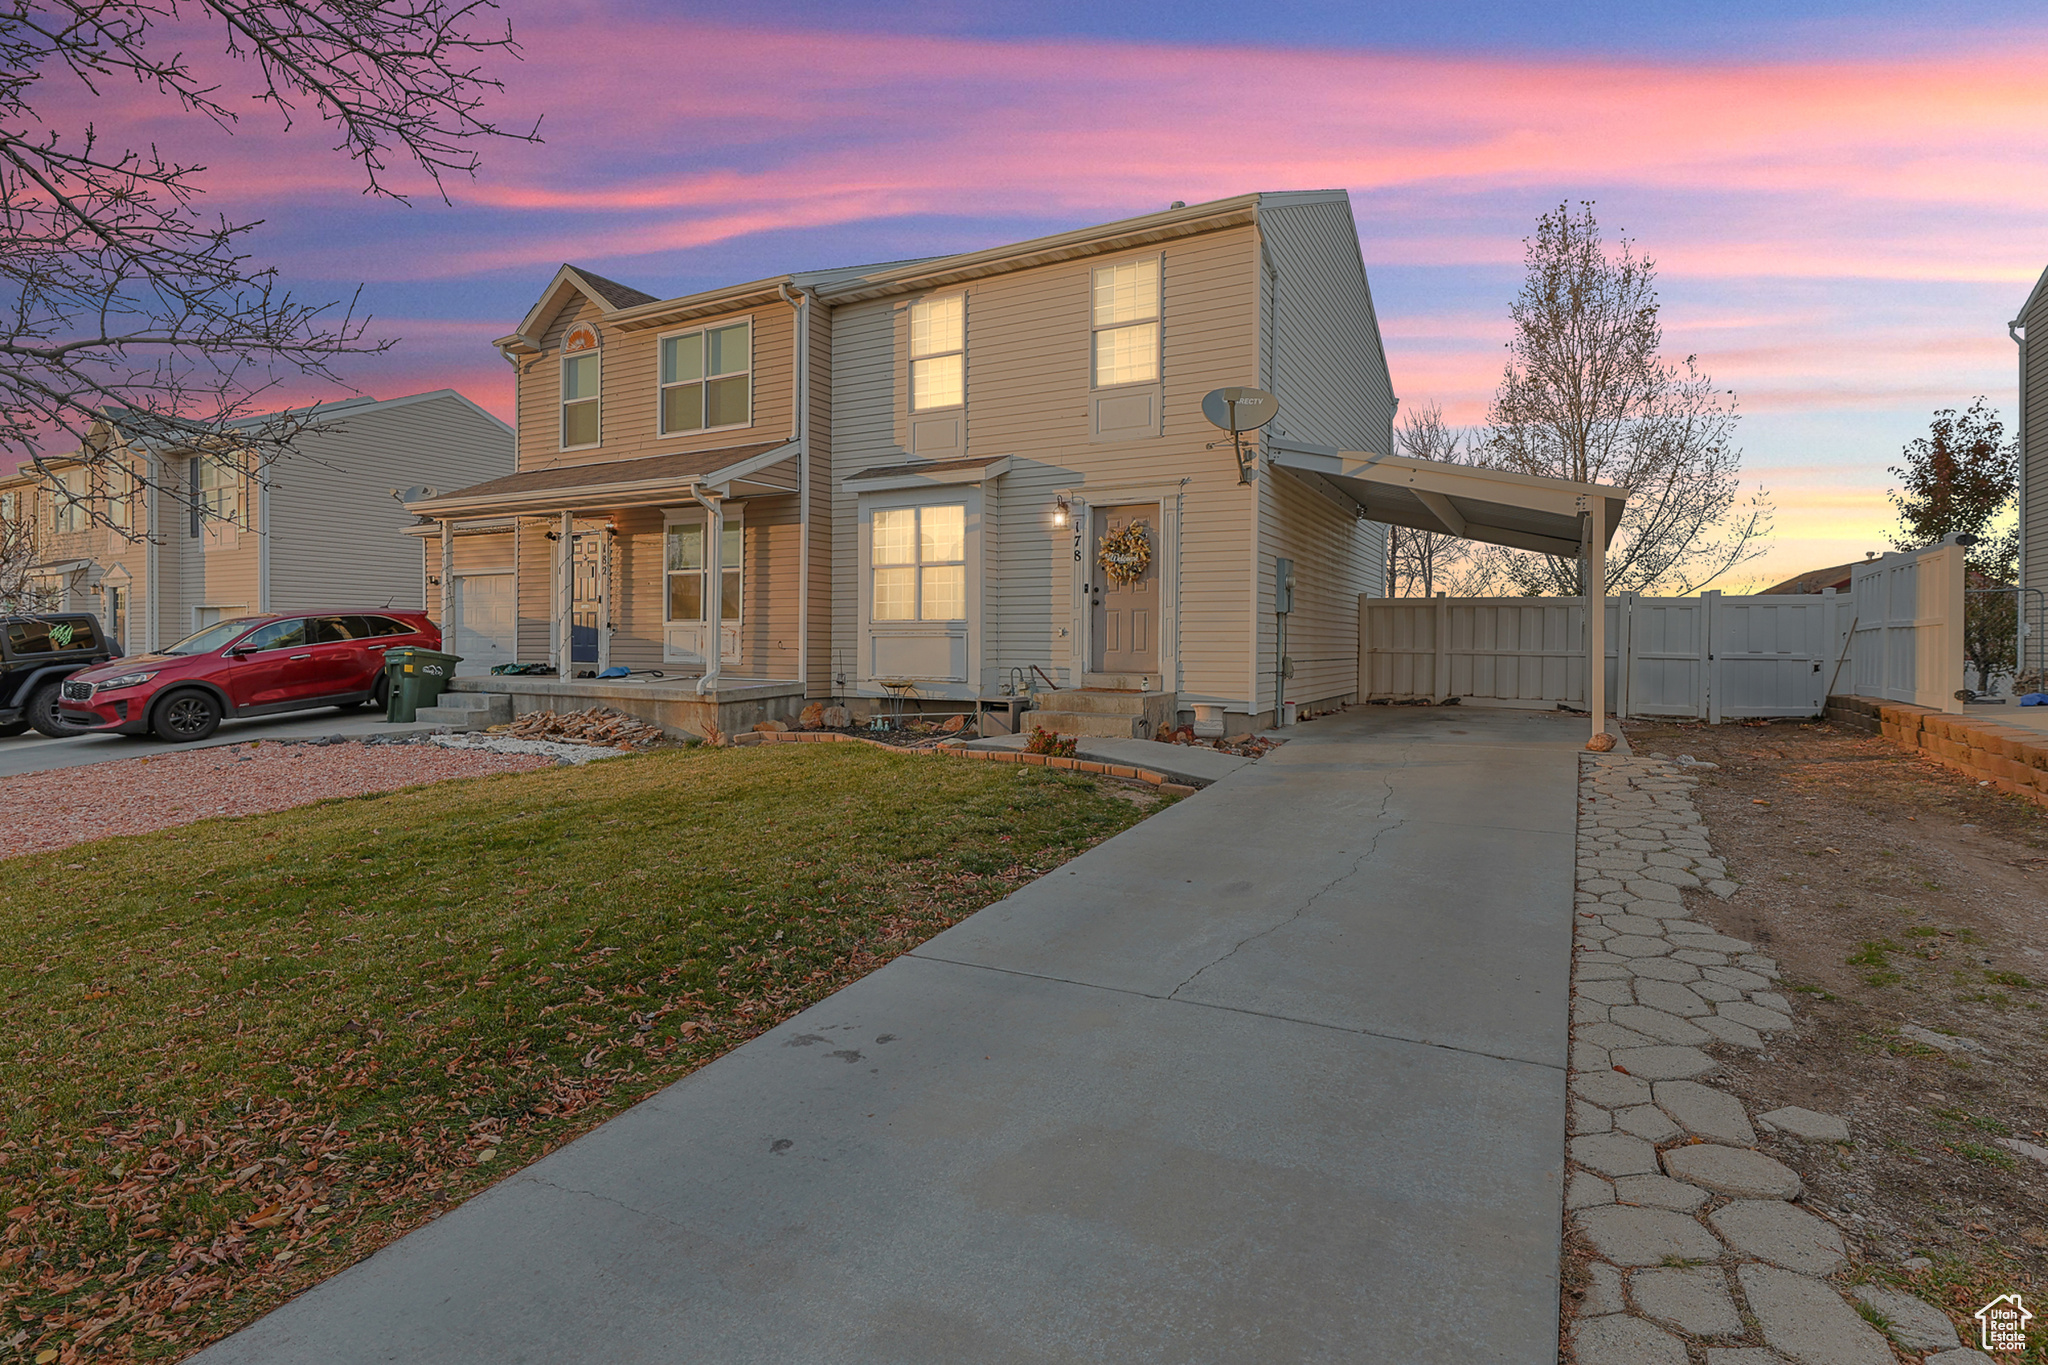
top-left (1574, 1070), bottom-right (1653, 1107)
top-left (1628, 957), bottom-right (1702, 983)
top-left (1662, 1144), bottom-right (1802, 1198)
top-left (1756, 1107), bottom-right (1850, 1142)
top-left (1710, 1200), bottom-right (1846, 1274)
top-left (1692, 979), bottom-right (1743, 1002)
top-left (1566, 1171), bottom-right (1614, 1209)
top-left (1851, 1285), bottom-right (1962, 1353)
top-left (1612, 1173), bottom-right (1708, 1211)
top-left (1672, 948), bottom-right (1731, 966)
top-left (1924, 1349), bottom-right (1998, 1364)
top-left (1577, 1205), bottom-right (1725, 1265)
top-left (1571, 1098), bottom-right (1612, 1134)
top-left (1584, 1262), bottom-right (1626, 1314)
top-left (1995, 1136), bottom-right (2048, 1168)
top-left (1695, 1014), bottom-right (1766, 1049)
top-left (1573, 1313), bottom-right (1688, 1365)
top-left (1668, 931), bottom-right (1753, 953)
top-left (1610, 1045), bottom-right (1717, 1080)
top-left (1705, 1351), bottom-right (1791, 1364)
top-left (1615, 1104), bottom-right (1682, 1143)
top-left (1608, 935), bottom-right (1676, 958)
top-left (1602, 914), bottom-right (1669, 935)
top-left (1610, 1005), bottom-right (1711, 1045)
top-left (1654, 1080), bottom-right (1757, 1146)
top-left (1579, 961), bottom-right (1634, 981)
top-left (1632, 1265), bottom-right (1743, 1336)
top-left (1737, 1263), bottom-right (1894, 1365)
top-left (1579, 1021), bottom-right (1658, 1051)
top-left (1702, 965), bottom-right (1771, 991)
top-left (1750, 991), bottom-right (1792, 1013)
top-left (1571, 1133), bottom-right (1660, 1177)
top-left (1581, 980), bottom-right (1637, 1006)
top-left (1633, 979), bottom-right (1710, 1017)
top-left (1717, 1000), bottom-right (1795, 1032)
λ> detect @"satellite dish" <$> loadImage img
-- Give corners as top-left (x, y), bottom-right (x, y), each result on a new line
top-left (1202, 386), bottom-right (1279, 434)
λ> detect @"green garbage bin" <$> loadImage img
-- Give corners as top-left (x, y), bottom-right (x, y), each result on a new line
top-left (385, 647), bottom-right (462, 723)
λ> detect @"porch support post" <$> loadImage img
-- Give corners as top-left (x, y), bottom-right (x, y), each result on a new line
top-left (440, 519), bottom-right (456, 648)
top-left (557, 509), bottom-right (574, 676)
top-left (1585, 500), bottom-right (1607, 745)
top-left (690, 485), bottom-right (724, 696)
top-left (597, 521), bottom-right (612, 673)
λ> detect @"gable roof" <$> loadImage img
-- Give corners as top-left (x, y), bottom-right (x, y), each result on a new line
top-left (572, 267), bottom-right (659, 311)
top-left (2016, 264), bottom-right (2048, 327)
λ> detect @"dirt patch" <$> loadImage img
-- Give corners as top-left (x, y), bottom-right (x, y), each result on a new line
top-left (0, 740), bottom-right (554, 860)
top-left (1623, 715), bottom-right (2048, 1334)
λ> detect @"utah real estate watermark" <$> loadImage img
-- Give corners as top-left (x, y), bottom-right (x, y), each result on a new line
top-left (1976, 1293), bottom-right (2032, 1353)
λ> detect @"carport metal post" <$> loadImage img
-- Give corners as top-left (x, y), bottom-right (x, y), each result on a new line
top-left (1584, 499), bottom-right (1606, 745)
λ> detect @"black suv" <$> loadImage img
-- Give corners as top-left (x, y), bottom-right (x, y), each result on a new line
top-left (0, 613), bottom-right (119, 737)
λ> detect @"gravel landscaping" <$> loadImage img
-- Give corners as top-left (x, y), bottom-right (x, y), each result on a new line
top-left (1562, 746), bottom-right (2039, 1364)
top-left (1, 739), bottom-right (555, 861)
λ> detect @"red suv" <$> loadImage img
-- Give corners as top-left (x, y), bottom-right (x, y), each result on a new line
top-left (58, 611), bottom-right (440, 742)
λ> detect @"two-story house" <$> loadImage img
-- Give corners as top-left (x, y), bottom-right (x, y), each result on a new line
top-left (413, 192), bottom-right (1399, 735)
top-left (0, 390), bottom-right (511, 652)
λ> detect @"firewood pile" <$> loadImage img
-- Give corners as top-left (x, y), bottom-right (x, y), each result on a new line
top-left (493, 707), bottom-right (667, 750)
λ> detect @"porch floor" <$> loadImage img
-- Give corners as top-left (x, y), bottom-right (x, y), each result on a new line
top-left (443, 675), bottom-right (807, 739)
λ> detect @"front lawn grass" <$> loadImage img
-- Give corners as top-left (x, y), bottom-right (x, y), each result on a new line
top-left (0, 743), bottom-right (1161, 1361)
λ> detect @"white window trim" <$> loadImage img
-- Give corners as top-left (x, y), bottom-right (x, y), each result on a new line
top-left (855, 484), bottom-right (987, 699)
top-left (1089, 252), bottom-right (1164, 392)
top-left (655, 314), bottom-right (756, 439)
top-left (908, 293), bottom-right (966, 414)
top-left (560, 348), bottom-right (601, 452)
top-left (866, 503), bottom-right (967, 625)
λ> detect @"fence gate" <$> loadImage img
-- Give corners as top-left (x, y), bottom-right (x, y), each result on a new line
top-left (1702, 594), bottom-right (1831, 722)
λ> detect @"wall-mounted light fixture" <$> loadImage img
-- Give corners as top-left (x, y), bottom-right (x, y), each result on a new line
top-left (1051, 495), bottom-right (1070, 528)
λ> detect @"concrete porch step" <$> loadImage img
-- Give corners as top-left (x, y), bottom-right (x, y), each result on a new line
top-left (1031, 689), bottom-right (1176, 740)
top-left (1042, 688), bottom-right (1176, 716)
top-left (417, 692), bottom-right (512, 730)
top-left (1027, 710), bottom-right (1156, 739)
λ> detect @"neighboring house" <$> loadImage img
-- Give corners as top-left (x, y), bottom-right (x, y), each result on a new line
top-left (2014, 269), bottom-right (2048, 609)
top-left (414, 191), bottom-right (1396, 731)
top-left (0, 391), bottom-right (511, 653)
top-left (1759, 561), bottom-right (1861, 595)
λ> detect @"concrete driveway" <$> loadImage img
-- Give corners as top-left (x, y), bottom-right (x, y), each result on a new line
top-left (195, 705), bottom-right (1581, 1365)
top-left (0, 711), bottom-right (441, 779)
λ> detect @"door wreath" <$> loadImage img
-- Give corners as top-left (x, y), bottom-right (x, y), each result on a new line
top-left (1097, 521), bottom-right (1152, 587)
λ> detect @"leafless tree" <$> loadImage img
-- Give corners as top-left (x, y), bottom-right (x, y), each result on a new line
top-left (2, 0), bottom-right (537, 530)
top-left (1385, 402), bottom-right (1507, 596)
top-left (0, 494), bottom-right (46, 609)
top-left (1480, 202), bottom-right (1773, 596)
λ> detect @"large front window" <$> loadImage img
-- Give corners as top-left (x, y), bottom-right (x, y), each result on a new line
top-left (1091, 257), bottom-right (1160, 387)
top-left (910, 294), bottom-right (964, 411)
top-left (561, 352), bottom-right (600, 448)
top-left (665, 521), bottom-right (741, 623)
top-left (660, 320), bottom-right (751, 435)
top-left (871, 504), bottom-right (965, 621)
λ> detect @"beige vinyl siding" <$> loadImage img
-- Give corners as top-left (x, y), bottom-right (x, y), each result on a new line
top-left (1249, 196), bottom-right (1398, 717)
top-left (515, 520), bottom-right (554, 661)
top-left (2025, 284), bottom-right (2048, 601)
top-left (516, 294), bottom-right (797, 475)
top-left (604, 507), bottom-right (664, 672)
top-left (736, 495), bottom-right (801, 678)
top-left (830, 223), bottom-right (1262, 705)
top-left (265, 393), bottom-right (514, 615)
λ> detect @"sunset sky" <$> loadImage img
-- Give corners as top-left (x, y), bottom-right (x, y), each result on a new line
top-left (42, 0), bottom-right (2048, 589)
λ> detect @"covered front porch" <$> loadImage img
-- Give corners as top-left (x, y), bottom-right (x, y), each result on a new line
top-left (407, 442), bottom-right (808, 697)
top-left (441, 672), bottom-right (807, 740)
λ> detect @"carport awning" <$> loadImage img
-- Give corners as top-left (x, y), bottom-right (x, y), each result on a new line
top-left (1269, 446), bottom-right (1626, 558)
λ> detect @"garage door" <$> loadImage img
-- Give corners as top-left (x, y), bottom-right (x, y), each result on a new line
top-left (452, 573), bottom-right (514, 675)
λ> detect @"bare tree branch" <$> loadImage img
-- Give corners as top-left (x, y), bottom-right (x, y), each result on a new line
top-left (1479, 201), bottom-right (1774, 597)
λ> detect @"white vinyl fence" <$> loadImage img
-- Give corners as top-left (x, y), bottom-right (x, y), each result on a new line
top-left (1362, 588), bottom-right (1905, 721)
top-left (1843, 543), bottom-right (1966, 710)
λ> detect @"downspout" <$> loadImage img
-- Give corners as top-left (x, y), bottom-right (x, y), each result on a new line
top-left (779, 281), bottom-right (812, 695)
top-left (2011, 318), bottom-right (2032, 676)
top-left (256, 464), bottom-right (270, 612)
top-left (689, 482), bottom-right (725, 695)
top-left (143, 451), bottom-right (160, 651)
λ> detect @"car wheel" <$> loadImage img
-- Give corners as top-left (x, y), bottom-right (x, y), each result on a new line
top-left (25, 680), bottom-right (77, 738)
top-left (152, 689), bottom-right (223, 743)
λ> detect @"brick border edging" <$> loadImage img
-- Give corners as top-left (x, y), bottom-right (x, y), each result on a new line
top-left (1825, 693), bottom-right (2048, 810)
top-left (726, 729), bottom-right (1201, 796)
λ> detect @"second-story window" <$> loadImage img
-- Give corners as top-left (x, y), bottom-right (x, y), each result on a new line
top-left (54, 468), bottom-right (89, 533)
top-left (1091, 257), bottom-right (1160, 387)
top-left (194, 458), bottom-right (243, 526)
top-left (910, 294), bottom-right (964, 411)
top-left (660, 320), bottom-right (751, 435)
top-left (106, 464), bottom-right (133, 530)
top-left (561, 351), bottom-right (600, 449)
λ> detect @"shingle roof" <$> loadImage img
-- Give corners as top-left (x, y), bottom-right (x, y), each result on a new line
top-left (570, 267), bottom-right (660, 311)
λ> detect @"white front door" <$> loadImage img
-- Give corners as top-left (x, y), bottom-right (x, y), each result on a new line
top-left (451, 573), bottom-right (514, 675)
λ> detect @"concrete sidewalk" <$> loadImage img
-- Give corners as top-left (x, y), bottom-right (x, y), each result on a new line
top-left (196, 706), bottom-right (1582, 1365)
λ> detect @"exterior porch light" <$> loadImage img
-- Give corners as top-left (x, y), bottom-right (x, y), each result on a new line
top-left (1051, 495), bottom-right (1070, 528)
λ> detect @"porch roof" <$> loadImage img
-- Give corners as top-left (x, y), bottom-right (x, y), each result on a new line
top-left (409, 441), bottom-right (797, 519)
top-left (1268, 446), bottom-right (1627, 559)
